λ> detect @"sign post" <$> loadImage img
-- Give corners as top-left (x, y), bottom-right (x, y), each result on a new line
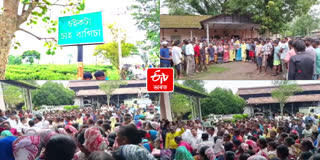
top-left (58, 12), bottom-right (104, 79)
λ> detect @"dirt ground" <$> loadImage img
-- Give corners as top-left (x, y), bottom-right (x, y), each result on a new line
top-left (189, 62), bottom-right (284, 80)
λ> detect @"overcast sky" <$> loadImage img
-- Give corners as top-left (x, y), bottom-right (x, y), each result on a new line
top-left (1, 0), bottom-right (146, 65)
top-left (177, 80), bottom-right (320, 94)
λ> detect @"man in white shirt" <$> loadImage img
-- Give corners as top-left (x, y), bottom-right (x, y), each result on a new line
top-left (197, 133), bottom-right (214, 153)
top-left (34, 116), bottom-right (43, 129)
top-left (183, 128), bottom-right (201, 149)
top-left (185, 40), bottom-right (195, 77)
top-left (7, 113), bottom-right (22, 135)
top-left (206, 127), bottom-right (216, 143)
top-left (172, 40), bottom-right (183, 79)
top-left (279, 38), bottom-right (289, 79)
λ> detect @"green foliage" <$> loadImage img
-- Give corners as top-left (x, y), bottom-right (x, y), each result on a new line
top-left (131, 0), bottom-right (160, 56)
top-left (94, 42), bottom-right (137, 70)
top-left (182, 80), bottom-right (206, 93)
top-left (32, 81), bottom-right (75, 106)
top-left (3, 84), bottom-right (24, 109)
top-left (201, 87), bottom-right (245, 116)
top-left (232, 114), bottom-right (249, 122)
top-left (99, 81), bottom-right (128, 106)
top-left (271, 80), bottom-right (303, 116)
top-left (21, 50), bottom-right (41, 64)
top-left (8, 55), bottom-right (23, 65)
top-left (170, 93), bottom-right (192, 119)
top-left (288, 13), bottom-right (320, 37)
top-left (64, 105), bottom-right (79, 110)
top-left (164, 0), bottom-right (317, 34)
top-left (5, 64), bottom-right (119, 80)
top-left (12, 0), bottom-right (86, 55)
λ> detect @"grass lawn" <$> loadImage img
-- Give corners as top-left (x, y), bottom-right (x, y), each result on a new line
top-left (180, 64), bottom-right (229, 80)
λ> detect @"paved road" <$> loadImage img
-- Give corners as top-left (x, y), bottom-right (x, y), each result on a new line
top-left (190, 62), bottom-right (283, 80)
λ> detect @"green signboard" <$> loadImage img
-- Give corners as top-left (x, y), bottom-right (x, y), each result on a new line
top-left (58, 12), bottom-right (104, 46)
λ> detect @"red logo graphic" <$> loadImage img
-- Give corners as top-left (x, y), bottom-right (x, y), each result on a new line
top-left (147, 68), bottom-right (174, 92)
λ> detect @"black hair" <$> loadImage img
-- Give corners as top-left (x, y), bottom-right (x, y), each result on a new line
top-left (301, 139), bottom-right (315, 151)
top-left (83, 72), bottom-right (93, 80)
top-left (20, 117), bottom-right (26, 122)
top-left (199, 146), bottom-right (210, 160)
top-left (224, 142), bottom-right (234, 151)
top-left (118, 124), bottom-right (146, 145)
top-left (276, 144), bottom-right (289, 159)
top-left (97, 120), bottom-right (103, 125)
top-left (36, 116), bottom-right (43, 121)
top-left (233, 139), bottom-right (241, 146)
top-left (300, 151), bottom-right (313, 160)
top-left (293, 40), bottom-right (306, 52)
top-left (28, 120), bottom-right (35, 127)
top-left (247, 150), bottom-right (255, 156)
top-left (239, 153), bottom-right (250, 160)
top-left (268, 141), bottom-right (278, 150)
top-left (77, 129), bottom-right (86, 145)
top-left (108, 132), bottom-right (116, 147)
top-left (258, 138), bottom-right (267, 149)
top-left (174, 40), bottom-right (181, 46)
top-left (44, 134), bottom-right (76, 160)
top-left (174, 136), bottom-right (182, 144)
top-left (288, 40), bottom-right (294, 46)
top-left (102, 123), bottom-right (111, 131)
top-left (202, 133), bottom-right (209, 141)
top-left (88, 151), bottom-right (114, 160)
top-left (284, 137), bottom-right (295, 146)
top-left (94, 71), bottom-right (105, 78)
top-left (225, 151), bottom-right (235, 160)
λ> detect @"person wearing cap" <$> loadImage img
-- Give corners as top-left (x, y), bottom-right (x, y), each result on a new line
top-left (160, 41), bottom-right (172, 68)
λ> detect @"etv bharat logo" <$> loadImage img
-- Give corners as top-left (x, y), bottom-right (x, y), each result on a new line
top-left (151, 70), bottom-right (169, 84)
top-left (147, 68), bottom-right (174, 92)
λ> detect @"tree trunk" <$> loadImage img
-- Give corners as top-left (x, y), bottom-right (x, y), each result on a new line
top-left (280, 103), bottom-right (284, 119)
top-left (0, 0), bottom-right (20, 79)
top-left (107, 95), bottom-right (110, 107)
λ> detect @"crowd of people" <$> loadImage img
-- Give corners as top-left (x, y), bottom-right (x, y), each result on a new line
top-left (159, 113), bottom-right (320, 160)
top-left (160, 37), bottom-right (320, 80)
top-left (0, 104), bottom-right (161, 160)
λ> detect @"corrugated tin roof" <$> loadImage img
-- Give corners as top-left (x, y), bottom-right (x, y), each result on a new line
top-left (160, 15), bottom-right (212, 29)
top-left (238, 84), bottom-right (320, 95)
top-left (247, 94), bottom-right (320, 105)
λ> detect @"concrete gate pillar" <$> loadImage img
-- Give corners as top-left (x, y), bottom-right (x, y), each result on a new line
top-left (160, 93), bottom-right (172, 121)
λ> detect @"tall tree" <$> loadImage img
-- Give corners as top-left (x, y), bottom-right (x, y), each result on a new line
top-left (201, 87), bottom-right (246, 116)
top-left (0, 0), bottom-right (85, 79)
top-left (22, 50), bottom-right (41, 64)
top-left (131, 0), bottom-right (160, 57)
top-left (170, 93), bottom-right (192, 119)
top-left (288, 13), bottom-right (319, 37)
top-left (99, 81), bottom-right (127, 106)
top-left (3, 84), bottom-right (24, 109)
top-left (94, 24), bottom-right (138, 70)
top-left (271, 81), bottom-right (302, 117)
top-left (32, 81), bottom-right (75, 106)
top-left (8, 55), bottom-right (23, 65)
top-left (164, 0), bottom-right (317, 34)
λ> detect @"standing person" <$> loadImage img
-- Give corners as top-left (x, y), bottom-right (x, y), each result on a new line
top-left (200, 44), bottom-right (208, 72)
top-left (160, 41), bottom-right (172, 68)
top-left (241, 41), bottom-right (247, 62)
top-left (185, 40), bottom-right (195, 77)
top-left (279, 38), bottom-right (289, 79)
top-left (172, 40), bottom-right (183, 79)
top-left (0, 109), bottom-right (7, 123)
top-left (288, 40), bottom-right (314, 80)
top-left (249, 40), bottom-right (256, 63)
top-left (284, 40), bottom-right (296, 79)
top-left (305, 38), bottom-right (317, 79)
top-left (246, 40), bottom-right (251, 61)
top-left (272, 40), bottom-right (281, 76)
top-left (313, 39), bottom-right (320, 80)
top-left (229, 42), bottom-right (235, 62)
top-left (255, 40), bottom-right (263, 73)
top-left (194, 42), bottom-right (201, 73)
top-left (223, 43), bottom-right (230, 63)
top-left (207, 44), bottom-right (215, 64)
top-left (216, 43), bottom-right (224, 64)
top-left (236, 42), bottom-right (242, 61)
